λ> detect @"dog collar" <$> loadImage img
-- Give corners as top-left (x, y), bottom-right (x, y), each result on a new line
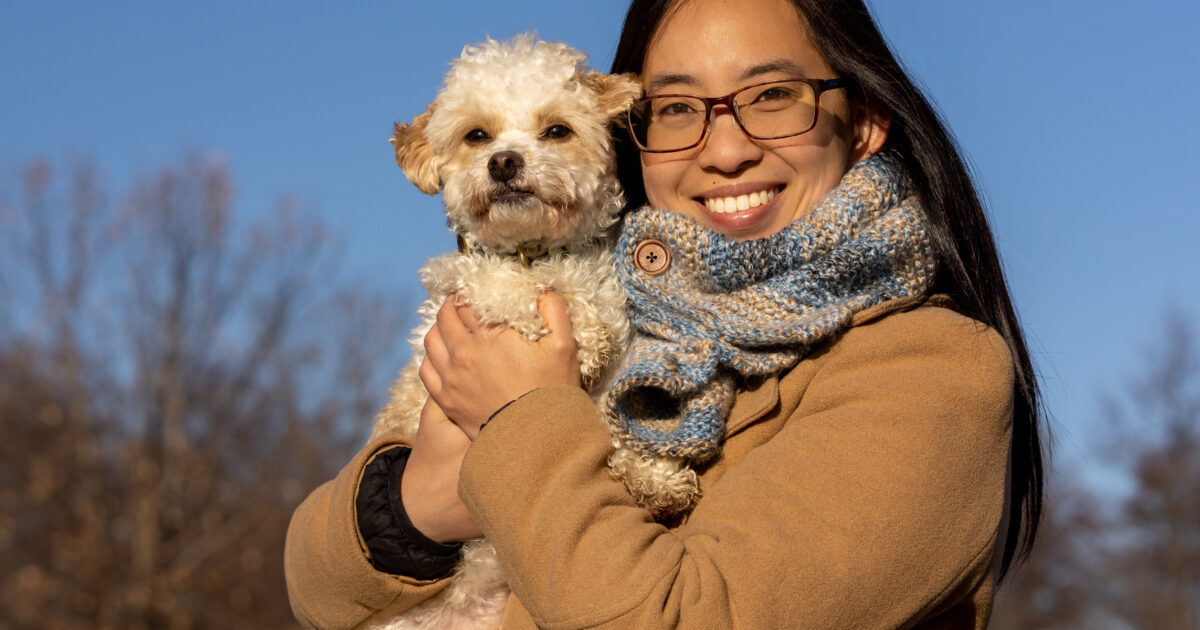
top-left (455, 233), bottom-right (565, 269)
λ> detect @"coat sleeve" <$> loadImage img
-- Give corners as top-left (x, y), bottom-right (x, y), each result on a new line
top-left (458, 306), bottom-right (1015, 629)
top-left (284, 437), bottom-right (453, 629)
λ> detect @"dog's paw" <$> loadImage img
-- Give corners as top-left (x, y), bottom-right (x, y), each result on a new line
top-left (607, 447), bottom-right (701, 519)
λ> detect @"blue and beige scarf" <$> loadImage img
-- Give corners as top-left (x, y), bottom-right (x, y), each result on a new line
top-left (606, 151), bottom-right (937, 462)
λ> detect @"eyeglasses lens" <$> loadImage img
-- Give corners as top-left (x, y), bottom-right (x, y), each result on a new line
top-left (628, 80), bottom-right (819, 152)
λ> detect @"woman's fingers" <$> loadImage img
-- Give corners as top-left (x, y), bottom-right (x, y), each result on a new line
top-left (422, 294), bottom-right (486, 397)
top-left (417, 355), bottom-right (443, 401)
top-left (538, 292), bottom-right (574, 344)
top-left (422, 295), bottom-right (490, 435)
top-left (454, 296), bottom-right (486, 333)
top-left (420, 306), bottom-right (449, 400)
top-left (437, 294), bottom-right (473, 339)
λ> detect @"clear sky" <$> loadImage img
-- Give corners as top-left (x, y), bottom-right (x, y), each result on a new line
top-left (3, 1), bottom-right (1199, 482)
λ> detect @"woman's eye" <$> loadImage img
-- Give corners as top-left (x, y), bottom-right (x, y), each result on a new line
top-left (465, 129), bottom-right (491, 144)
top-left (657, 101), bottom-right (698, 117)
top-left (543, 124), bottom-right (573, 139)
top-left (754, 87), bottom-right (796, 103)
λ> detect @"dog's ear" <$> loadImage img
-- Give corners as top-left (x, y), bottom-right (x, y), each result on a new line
top-left (390, 105), bottom-right (443, 195)
top-left (584, 72), bottom-right (643, 120)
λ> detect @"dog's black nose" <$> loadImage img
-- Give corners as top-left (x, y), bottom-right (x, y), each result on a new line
top-left (487, 151), bottom-right (524, 183)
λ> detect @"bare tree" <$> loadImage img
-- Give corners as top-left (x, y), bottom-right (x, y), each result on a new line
top-left (990, 472), bottom-right (1113, 630)
top-left (0, 156), bottom-right (406, 629)
top-left (1098, 310), bottom-right (1200, 630)
top-left (992, 310), bottom-right (1200, 630)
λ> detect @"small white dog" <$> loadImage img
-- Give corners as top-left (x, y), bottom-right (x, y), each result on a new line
top-left (369, 36), bottom-right (696, 629)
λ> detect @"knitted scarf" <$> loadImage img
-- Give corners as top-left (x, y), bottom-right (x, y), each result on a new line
top-left (606, 151), bottom-right (937, 462)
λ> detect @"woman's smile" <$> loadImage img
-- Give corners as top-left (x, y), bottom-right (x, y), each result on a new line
top-left (692, 182), bottom-right (784, 232)
top-left (698, 184), bottom-right (780, 214)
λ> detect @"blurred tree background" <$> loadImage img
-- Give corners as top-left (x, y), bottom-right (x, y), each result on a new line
top-left (991, 312), bottom-right (1200, 629)
top-left (0, 155), bottom-right (1196, 628)
top-left (0, 156), bottom-right (406, 629)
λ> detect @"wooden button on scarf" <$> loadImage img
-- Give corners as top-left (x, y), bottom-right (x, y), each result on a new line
top-left (633, 239), bottom-right (670, 275)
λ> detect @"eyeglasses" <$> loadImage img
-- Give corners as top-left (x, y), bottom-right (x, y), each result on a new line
top-left (625, 78), bottom-right (850, 153)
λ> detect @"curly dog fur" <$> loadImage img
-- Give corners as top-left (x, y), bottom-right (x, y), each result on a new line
top-left (369, 35), bottom-right (698, 630)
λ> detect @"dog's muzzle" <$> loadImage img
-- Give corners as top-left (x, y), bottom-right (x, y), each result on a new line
top-left (488, 151), bottom-right (524, 183)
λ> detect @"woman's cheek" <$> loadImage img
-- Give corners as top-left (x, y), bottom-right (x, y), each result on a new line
top-left (640, 152), bottom-right (695, 210)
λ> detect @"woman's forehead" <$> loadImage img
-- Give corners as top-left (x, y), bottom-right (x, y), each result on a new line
top-left (642, 0), bottom-right (831, 92)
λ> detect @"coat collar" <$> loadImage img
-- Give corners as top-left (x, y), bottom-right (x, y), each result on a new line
top-left (722, 294), bottom-right (952, 438)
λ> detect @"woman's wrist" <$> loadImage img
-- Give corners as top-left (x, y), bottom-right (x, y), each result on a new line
top-left (399, 433), bottom-right (482, 542)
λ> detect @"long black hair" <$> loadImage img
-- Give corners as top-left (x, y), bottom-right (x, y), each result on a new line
top-left (612, 0), bottom-right (1044, 580)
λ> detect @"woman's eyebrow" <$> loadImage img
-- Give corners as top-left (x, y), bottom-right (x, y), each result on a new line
top-left (645, 72), bottom-right (697, 93)
top-left (741, 59), bottom-right (808, 80)
top-left (646, 60), bottom-right (810, 94)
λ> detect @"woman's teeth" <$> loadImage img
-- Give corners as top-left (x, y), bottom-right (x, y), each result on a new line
top-left (703, 188), bottom-right (777, 214)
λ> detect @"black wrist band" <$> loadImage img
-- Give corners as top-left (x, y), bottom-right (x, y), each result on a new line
top-left (481, 398), bottom-right (519, 431)
top-left (355, 446), bottom-right (463, 579)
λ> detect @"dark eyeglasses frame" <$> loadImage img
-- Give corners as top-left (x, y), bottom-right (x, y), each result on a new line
top-left (626, 77), bottom-right (851, 153)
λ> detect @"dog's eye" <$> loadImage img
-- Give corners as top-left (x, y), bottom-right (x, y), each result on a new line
top-left (464, 129), bottom-right (491, 144)
top-left (542, 124), bottom-right (573, 140)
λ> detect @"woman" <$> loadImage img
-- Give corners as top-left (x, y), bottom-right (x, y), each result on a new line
top-left (285, 0), bottom-right (1045, 627)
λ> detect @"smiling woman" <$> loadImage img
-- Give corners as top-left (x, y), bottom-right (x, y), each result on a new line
top-left (284, 0), bottom-right (1045, 628)
top-left (633, 0), bottom-right (888, 240)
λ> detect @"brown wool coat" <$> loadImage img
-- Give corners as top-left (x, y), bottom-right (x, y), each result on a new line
top-left (285, 295), bottom-right (1015, 629)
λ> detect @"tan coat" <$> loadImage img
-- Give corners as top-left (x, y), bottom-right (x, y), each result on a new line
top-left (285, 295), bottom-right (1014, 629)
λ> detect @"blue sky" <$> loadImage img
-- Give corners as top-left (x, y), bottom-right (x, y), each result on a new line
top-left (4, 1), bottom-right (1199, 482)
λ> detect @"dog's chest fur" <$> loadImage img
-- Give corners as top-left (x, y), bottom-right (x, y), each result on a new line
top-left (416, 245), bottom-right (629, 385)
top-left (370, 243), bottom-right (629, 444)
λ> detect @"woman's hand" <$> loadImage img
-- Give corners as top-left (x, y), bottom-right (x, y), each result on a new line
top-left (420, 291), bottom-right (582, 438)
top-left (400, 400), bottom-right (483, 543)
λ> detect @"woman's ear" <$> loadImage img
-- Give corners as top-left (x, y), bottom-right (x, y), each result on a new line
top-left (850, 98), bottom-right (892, 162)
top-left (390, 105), bottom-right (443, 195)
top-left (585, 72), bottom-right (643, 120)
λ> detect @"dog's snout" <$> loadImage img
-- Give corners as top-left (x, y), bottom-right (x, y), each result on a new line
top-left (488, 151), bottom-right (524, 183)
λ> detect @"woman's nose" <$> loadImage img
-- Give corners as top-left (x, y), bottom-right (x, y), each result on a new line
top-left (695, 107), bottom-right (763, 173)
